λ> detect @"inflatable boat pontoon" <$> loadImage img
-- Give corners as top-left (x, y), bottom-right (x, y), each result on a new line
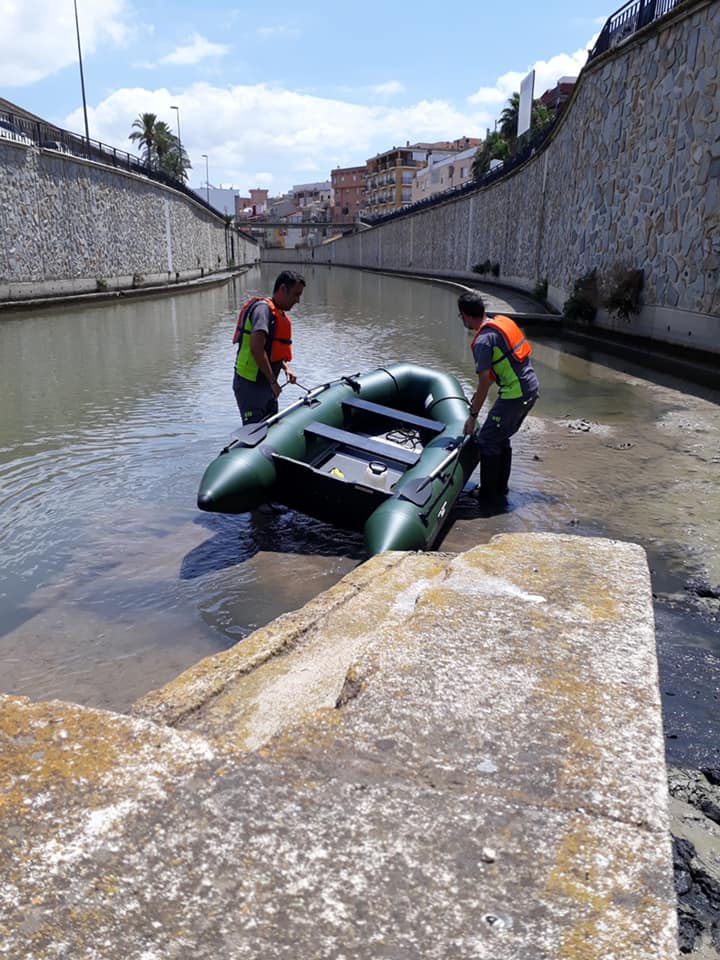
top-left (197, 363), bottom-right (479, 555)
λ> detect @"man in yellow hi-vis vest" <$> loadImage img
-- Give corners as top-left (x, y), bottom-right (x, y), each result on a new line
top-left (459, 291), bottom-right (539, 508)
top-left (232, 270), bottom-right (305, 425)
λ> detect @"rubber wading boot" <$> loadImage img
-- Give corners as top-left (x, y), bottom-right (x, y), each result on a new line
top-left (476, 454), bottom-right (506, 507)
top-left (499, 447), bottom-right (512, 496)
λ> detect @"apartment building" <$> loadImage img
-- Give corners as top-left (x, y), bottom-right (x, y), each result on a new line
top-left (539, 76), bottom-right (577, 114)
top-left (363, 144), bottom-right (426, 217)
top-left (410, 145), bottom-right (479, 204)
top-left (330, 165), bottom-right (365, 225)
top-left (235, 188), bottom-right (269, 221)
top-left (362, 138), bottom-right (481, 217)
top-left (290, 181), bottom-right (332, 210)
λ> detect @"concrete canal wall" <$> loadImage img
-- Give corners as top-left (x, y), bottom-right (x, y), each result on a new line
top-left (0, 145), bottom-right (259, 302)
top-left (0, 533), bottom-right (678, 958)
top-left (268, 0), bottom-right (720, 356)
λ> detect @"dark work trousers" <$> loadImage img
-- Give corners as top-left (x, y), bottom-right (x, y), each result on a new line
top-left (475, 393), bottom-right (538, 455)
top-left (232, 371), bottom-right (279, 425)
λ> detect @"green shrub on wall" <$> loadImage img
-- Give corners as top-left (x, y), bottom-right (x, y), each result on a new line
top-left (563, 270), bottom-right (599, 324)
top-left (471, 259), bottom-right (500, 277)
top-left (601, 265), bottom-right (644, 320)
top-left (534, 277), bottom-right (548, 302)
top-left (472, 259), bottom-right (492, 275)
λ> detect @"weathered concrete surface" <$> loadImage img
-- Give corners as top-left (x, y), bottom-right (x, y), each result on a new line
top-left (0, 533), bottom-right (678, 958)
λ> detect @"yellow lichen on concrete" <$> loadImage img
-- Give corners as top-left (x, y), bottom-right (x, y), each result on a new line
top-left (0, 693), bottom-right (215, 831)
top-left (0, 534), bottom-right (676, 959)
top-left (546, 818), bottom-right (676, 959)
top-left (0, 696), bottom-right (126, 813)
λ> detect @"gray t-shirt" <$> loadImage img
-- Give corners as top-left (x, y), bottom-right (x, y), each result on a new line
top-left (472, 325), bottom-right (539, 399)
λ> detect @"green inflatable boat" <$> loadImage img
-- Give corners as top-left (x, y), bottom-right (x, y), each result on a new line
top-left (197, 363), bottom-right (480, 555)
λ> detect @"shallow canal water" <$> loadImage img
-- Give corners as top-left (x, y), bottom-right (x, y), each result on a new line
top-left (1, 264), bottom-right (718, 767)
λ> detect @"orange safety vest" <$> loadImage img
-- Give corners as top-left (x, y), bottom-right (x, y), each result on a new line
top-left (471, 314), bottom-right (531, 382)
top-left (233, 296), bottom-right (293, 363)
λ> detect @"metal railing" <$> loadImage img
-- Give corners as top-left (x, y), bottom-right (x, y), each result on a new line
top-left (0, 108), bottom-right (223, 218)
top-left (589, 0), bottom-right (684, 59)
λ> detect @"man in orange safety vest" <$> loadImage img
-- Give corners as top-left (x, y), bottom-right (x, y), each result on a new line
top-left (458, 291), bottom-right (539, 508)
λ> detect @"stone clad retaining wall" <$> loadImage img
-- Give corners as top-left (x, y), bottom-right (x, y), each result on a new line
top-left (0, 145), bottom-right (259, 302)
top-left (268, 0), bottom-right (719, 355)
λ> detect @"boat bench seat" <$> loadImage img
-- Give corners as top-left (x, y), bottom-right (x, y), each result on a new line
top-left (304, 421), bottom-right (421, 466)
top-left (341, 396), bottom-right (446, 435)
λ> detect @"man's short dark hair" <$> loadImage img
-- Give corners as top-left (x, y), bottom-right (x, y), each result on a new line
top-left (458, 291), bottom-right (486, 318)
top-left (274, 270), bottom-right (306, 292)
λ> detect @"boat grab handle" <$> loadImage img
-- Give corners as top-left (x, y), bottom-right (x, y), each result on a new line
top-left (223, 373), bottom-right (362, 450)
top-left (398, 435), bottom-right (471, 506)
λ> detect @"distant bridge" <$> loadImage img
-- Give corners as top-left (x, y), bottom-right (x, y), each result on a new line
top-left (239, 221), bottom-right (353, 229)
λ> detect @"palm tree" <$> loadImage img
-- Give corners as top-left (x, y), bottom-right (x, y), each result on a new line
top-left (162, 138), bottom-right (192, 182)
top-left (498, 92), bottom-right (520, 142)
top-left (129, 113), bottom-right (191, 181)
top-left (129, 112), bottom-right (160, 168)
top-left (152, 120), bottom-right (174, 168)
top-left (497, 92), bottom-right (554, 144)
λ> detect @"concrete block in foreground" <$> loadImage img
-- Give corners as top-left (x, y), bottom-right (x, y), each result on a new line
top-left (0, 534), bottom-right (677, 958)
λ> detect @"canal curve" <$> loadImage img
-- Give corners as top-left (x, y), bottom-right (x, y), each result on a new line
top-left (0, 264), bottom-right (718, 771)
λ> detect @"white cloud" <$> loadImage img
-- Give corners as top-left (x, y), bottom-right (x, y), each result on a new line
top-left (0, 0), bottom-right (129, 85)
top-left (467, 42), bottom-right (597, 111)
top-left (371, 82), bottom-right (405, 96)
top-left (73, 81), bottom-right (491, 193)
top-left (158, 34), bottom-right (229, 66)
top-left (49, 28), bottom-right (599, 196)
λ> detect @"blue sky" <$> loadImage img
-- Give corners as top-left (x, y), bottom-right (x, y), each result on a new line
top-left (2, 0), bottom-right (610, 197)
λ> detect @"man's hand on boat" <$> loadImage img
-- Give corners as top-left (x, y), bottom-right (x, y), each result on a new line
top-left (271, 367), bottom-right (297, 398)
top-left (279, 367), bottom-right (315, 394)
top-left (281, 363), bottom-right (297, 386)
top-left (463, 415), bottom-right (478, 436)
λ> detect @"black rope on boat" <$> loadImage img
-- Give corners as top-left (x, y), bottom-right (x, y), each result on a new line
top-left (425, 394), bottom-right (470, 414)
top-left (377, 367), bottom-right (400, 393)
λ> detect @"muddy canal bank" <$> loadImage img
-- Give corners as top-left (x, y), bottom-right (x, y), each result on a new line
top-left (445, 339), bottom-right (720, 770)
top-left (440, 341), bottom-right (720, 957)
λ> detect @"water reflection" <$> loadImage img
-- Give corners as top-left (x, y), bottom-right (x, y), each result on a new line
top-left (182, 511), bottom-right (366, 582)
top-left (0, 264), bottom-right (718, 721)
